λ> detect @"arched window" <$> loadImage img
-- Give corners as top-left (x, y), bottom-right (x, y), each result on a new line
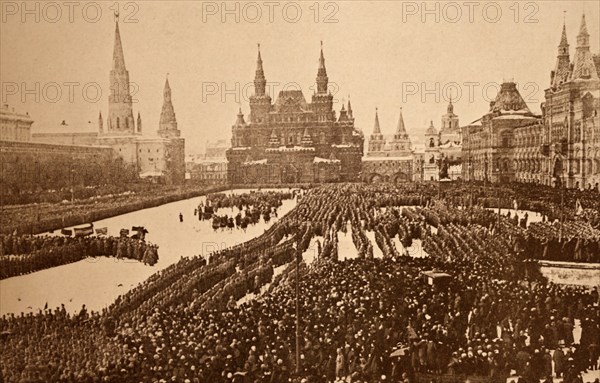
top-left (429, 138), bottom-right (435, 148)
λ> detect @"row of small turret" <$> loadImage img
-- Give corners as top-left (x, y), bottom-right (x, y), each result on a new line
top-left (367, 98), bottom-right (461, 158)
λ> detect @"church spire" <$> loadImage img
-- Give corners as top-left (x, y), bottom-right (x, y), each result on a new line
top-left (316, 41), bottom-right (329, 94)
top-left (254, 43), bottom-right (266, 96)
top-left (158, 74), bottom-right (180, 138)
top-left (569, 13), bottom-right (599, 81)
top-left (98, 111), bottom-right (103, 133)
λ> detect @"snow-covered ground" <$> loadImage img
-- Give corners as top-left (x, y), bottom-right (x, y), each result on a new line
top-left (303, 236), bottom-right (323, 265)
top-left (338, 222), bottom-right (360, 261)
top-left (408, 239), bottom-right (429, 258)
top-left (364, 230), bottom-right (384, 259)
top-left (541, 265), bottom-right (600, 287)
top-left (391, 235), bottom-right (404, 256)
top-left (0, 189), bottom-right (297, 315)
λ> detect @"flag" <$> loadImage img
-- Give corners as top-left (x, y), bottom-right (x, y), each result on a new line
top-left (95, 227), bottom-right (108, 235)
top-left (513, 199), bottom-right (518, 211)
top-left (44, 302), bottom-right (48, 310)
top-left (576, 199), bottom-right (583, 215)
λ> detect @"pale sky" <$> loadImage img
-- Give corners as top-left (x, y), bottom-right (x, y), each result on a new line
top-left (1, 0), bottom-right (599, 154)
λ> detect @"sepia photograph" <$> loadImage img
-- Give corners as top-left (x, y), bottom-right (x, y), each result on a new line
top-left (1, 0), bottom-right (599, 382)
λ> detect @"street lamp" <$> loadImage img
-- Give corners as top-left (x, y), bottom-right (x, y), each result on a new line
top-left (496, 167), bottom-right (501, 230)
top-left (294, 203), bottom-right (309, 373)
top-left (554, 152), bottom-right (566, 242)
top-left (468, 159), bottom-right (473, 207)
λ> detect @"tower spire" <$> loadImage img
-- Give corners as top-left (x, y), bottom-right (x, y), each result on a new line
top-left (158, 75), bottom-right (180, 138)
top-left (235, 107), bottom-right (246, 126)
top-left (347, 95), bottom-right (353, 120)
top-left (551, 17), bottom-right (571, 88)
top-left (395, 107), bottom-right (407, 136)
top-left (107, 16), bottom-right (134, 134)
top-left (254, 43), bottom-right (266, 96)
top-left (576, 13), bottom-right (589, 47)
top-left (559, 20), bottom-right (568, 47)
top-left (112, 18), bottom-right (126, 70)
top-left (569, 13), bottom-right (598, 81)
top-left (316, 41), bottom-right (328, 94)
top-left (373, 108), bottom-right (381, 135)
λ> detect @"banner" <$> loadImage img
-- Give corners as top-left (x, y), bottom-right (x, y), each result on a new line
top-left (95, 227), bottom-right (108, 235)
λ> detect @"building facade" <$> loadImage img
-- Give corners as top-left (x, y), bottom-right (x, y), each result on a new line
top-left (187, 140), bottom-right (229, 185)
top-left (540, 15), bottom-right (600, 190)
top-left (462, 81), bottom-right (541, 183)
top-left (421, 101), bottom-right (463, 181)
top-left (0, 104), bottom-right (33, 142)
top-left (0, 140), bottom-right (120, 197)
top-left (226, 45), bottom-right (363, 184)
top-left (513, 123), bottom-right (545, 184)
top-left (363, 108), bottom-right (414, 183)
top-left (464, 15), bottom-right (600, 191)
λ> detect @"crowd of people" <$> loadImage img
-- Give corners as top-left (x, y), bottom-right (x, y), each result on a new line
top-left (0, 183), bottom-right (598, 383)
top-left (194, 191), bottom-right (297, 231)
top-left (442, 182), bottom-right (600, 230)
top-left (1, 184), bottom-right (229, 237)
top-left (0, 234), bottom-right (159, 279)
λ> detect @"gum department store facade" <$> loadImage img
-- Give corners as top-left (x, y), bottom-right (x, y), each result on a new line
top-left (462, 14), bottom-right (600, 191)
